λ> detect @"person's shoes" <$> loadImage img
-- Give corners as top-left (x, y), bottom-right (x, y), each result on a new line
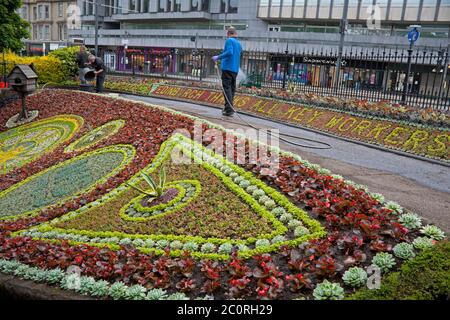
top-left (222, 109), bottom-right (235, 117)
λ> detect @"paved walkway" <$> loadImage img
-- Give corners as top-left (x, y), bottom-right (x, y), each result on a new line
top-left (121, 94), bottom-right (450, 233)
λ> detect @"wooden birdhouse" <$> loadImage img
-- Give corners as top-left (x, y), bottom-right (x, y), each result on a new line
top-left (7, 64), bottom-right (39, 121)
top-left (7, 64), bottom-right (38, 94)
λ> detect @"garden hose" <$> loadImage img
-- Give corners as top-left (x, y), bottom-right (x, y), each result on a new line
top-left (214, 63), bottom-right (332, 150)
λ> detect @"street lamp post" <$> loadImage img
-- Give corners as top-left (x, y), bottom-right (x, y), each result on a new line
top-left (334, 0), bottom-right (349, 91)
top-left (94, 0), bottom-right (99, 56)
top-left (282, 45), bottom-right (289, 90)
top-left (401, 25), bottom-right (421, 105)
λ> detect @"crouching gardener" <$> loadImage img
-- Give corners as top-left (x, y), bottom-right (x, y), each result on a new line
top-left (87, 54), bottom-right (106, 93)
top-left (213, 26), bottom-right (242, 116)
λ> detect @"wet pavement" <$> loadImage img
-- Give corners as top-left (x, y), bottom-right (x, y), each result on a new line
top-left (120, 94), bottom-right (450, 233)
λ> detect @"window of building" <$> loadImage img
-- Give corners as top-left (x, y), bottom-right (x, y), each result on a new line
top-left (58, 2), bottom-right (63, 17)
top-left (58, 23), bottom-right (68, 40)
top-left (191, 0), bottom-right (199, 11)
top-left (228, 0), bottom-right (238, 13)
top-left (158, 0), bottom-right (165, 12)
top-left (318, 0), bottom-right (331, 19)
top-left (168, 0), bottom-right (173, 11)
top-left (143, 0), bottom-right (149, 12)
top-left (38, 5), bottom-right (43, 19)
top-left (305, 0), bottom-right (317, 19)
top-left (404, 0), bottom-right (421, 21)
top-left (44, 5), bottom-right (50, 19)
top-left (33, 6), bottom-right (37, 20)
top-left (270, 0), bottom-right (281, 17)
top-left (130, 0), bottom-right (137, 11)
top-left (292, 0), bottom-right (304, 18)
top-left (174, 0), bottom-right (181, 12)
top-left (420, 0), bottom-right (437, 21)
top-left (33, 24), bottom-right (38, 39)
top-left (202, 0), bottom-right (210, 11)
top-left (281, 0), bottom-right (293, 18)
top-left (389, 0), bottom-right (405, 21)
top-left (44, 25), bottom-right (50, 40)
top-left (220, 0), bottom-right (227, 13)
top-left (437, 0), bottom-right (450, 22)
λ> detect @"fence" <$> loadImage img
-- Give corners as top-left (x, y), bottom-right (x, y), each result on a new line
top-left (106, 45), bottom-right (450, 111)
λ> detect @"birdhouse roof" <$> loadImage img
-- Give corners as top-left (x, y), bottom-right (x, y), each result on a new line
top-left (8, 64), bottom-right (38, 79)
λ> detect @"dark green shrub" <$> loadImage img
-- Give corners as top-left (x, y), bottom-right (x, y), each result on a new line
top-left (348, 241), bottom-right (450, 300)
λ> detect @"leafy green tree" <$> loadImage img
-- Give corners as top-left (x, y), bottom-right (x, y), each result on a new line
top-left (0, 0), bottom-right (30, 53)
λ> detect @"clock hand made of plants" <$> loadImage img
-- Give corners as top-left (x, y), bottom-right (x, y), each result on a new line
top-left (18, 134), bottom-right (324, 260)
top-left (0, 115), bottom-right (83, 174)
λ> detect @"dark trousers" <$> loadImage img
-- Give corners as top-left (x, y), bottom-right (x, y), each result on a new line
top-left (221, 70), bottom-right (237, 112)
top-left (96, 75), bottom-right (105, 93)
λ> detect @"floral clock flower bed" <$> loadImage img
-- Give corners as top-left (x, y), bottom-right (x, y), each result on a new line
top-left (0, 89), bottom-right (446, 300)
top-left (148, 84), bottom-right (449, 162)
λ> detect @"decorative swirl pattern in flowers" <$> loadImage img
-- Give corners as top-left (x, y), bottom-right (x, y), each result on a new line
top-left (0, 115), bottom-right (83, 174)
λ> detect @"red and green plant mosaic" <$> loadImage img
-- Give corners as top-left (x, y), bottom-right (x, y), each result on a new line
top-left (0, 90), bottom-right (445, 300)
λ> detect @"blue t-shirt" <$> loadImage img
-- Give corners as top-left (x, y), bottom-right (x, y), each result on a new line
top-left (218, 37), bottom-right (241, 74)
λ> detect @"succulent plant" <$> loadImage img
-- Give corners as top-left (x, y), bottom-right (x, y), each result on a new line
top-left (239, 180), bottom-right (250, 188)
top-left (370, 193), bottom-right (385, 203)
top-left (313, 280), bottom-right (345, 300)
top-left (252, 189), bottom-right (265, 200)
top-left (271, 207), bottom-right (286, 217)
top-left (236, 244), bottom-right (249, 252)
top-left (229, 172), bottom-right (239, 179)
top-left (233, 176), bottom-right (244, 184)
top-left (287, 219), bottom-right (303, 229)
top-left (246, 185), bottom-right (258, 194)
top-left (279, 212), bottom-right (293, 223)
top-left (144, 239), bottom-right (155, 248)
top-left (385, 201), bottom-right (403, 214)
top-left (399, 213), bottom-right (422, 230)
top-left (109, 281), bottom-right (129, 300)
top-left (89, 280), bottom-right (110, 297)
top-left (271, 235), bottom-right (287, 244)
top-left (372, 252), bottom-right (396, 273)
top-left (200, 242), bottom-right (216, 253)
top-left (412, 237), bottom-right (434, 251)
top-left (294, 226), bottom-right (310, 237)
top-left (126, 285), bottom-right (147, 300)
top-left (258, 195), bottom-right (271, 205)
top-left (393, 243), bottom-right (416, 260)
top-left (170, 240), bottom-right (184, 250)
top-left (156, 239), bottom-right (169, 249)
top-left (119, 238), bottom-right (132, 246)
top-left (132, 238), bottom-right (146, 247)
top-left (146, 288), bottom-right (168, 300)
top-left (167, 292), bottom-right (189, 300)
top-left (183, 241), bottom-right (199, 251)
top-left (264, 199), bottom-right (276, 209)
top-left (342, 267), bottom-right (368, 288)
top-left (255, 239), bottom-right (271, 248)
top-left (218, 242), bottom-right (233, 254)
top-left (420, 225), bottom-right (445, 241)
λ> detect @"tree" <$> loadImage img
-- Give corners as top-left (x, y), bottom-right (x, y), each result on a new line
top-left (0, 0), bottom-right (30, 53)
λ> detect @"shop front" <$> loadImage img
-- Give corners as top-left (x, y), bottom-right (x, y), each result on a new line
top-left (115, 47), bottom-right (176, 74)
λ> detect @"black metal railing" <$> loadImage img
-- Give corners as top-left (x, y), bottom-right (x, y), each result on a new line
top-left (105, 45), bottom-right (450, 111)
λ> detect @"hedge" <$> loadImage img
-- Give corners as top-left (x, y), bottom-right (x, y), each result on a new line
top-left (4, 52), bottom-right (66, 84)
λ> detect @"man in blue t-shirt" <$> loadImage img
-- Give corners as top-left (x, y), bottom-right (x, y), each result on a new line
top-left (213, 26), bottom-right (242, 116)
